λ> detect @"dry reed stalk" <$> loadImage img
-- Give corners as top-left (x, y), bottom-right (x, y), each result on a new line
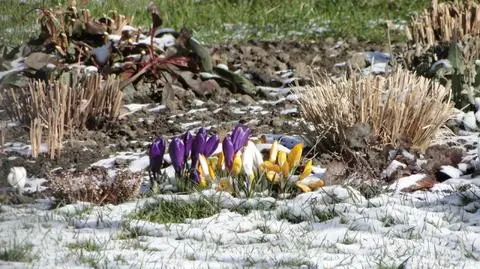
top-left (406, 0), bottom-right (480, 46)
top-left (30, 118), bottom-right (42, 158)
top-left (295, 68), bottom-right (454, 152)
top-left (1, 73), bottom-right (123, 159)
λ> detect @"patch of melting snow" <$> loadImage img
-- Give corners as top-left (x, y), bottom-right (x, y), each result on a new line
top-left (181, 121), bottom-right (203, 130)
top-left (3, 142), bottom-right (48, 156)
top-left (148, 104), bottom-right (167, 112)
top-left (2, 180), bottom-right (480, 268)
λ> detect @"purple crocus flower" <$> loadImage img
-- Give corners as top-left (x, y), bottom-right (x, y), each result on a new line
top-left (231, 124), bottom-right (251, 152)
top-left (169, 136), bottom-right (185, 174)
top-left (203, 134), bottom-right (219, 157)
top-left (149, 136), bottom-right (166, 181)
top-left (182, 131), bottom-right (193, 161)
top-left (222, 135), bottom-right (235, 170)
top-left (191, 127), bottom-right (207, 166)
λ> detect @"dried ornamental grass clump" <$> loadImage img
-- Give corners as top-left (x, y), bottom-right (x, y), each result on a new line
top-left (295, 68), bottom-right (453, 153)
top-left (49, 169), bottom-right (142, 205)
top-left (406, 0), bottom-right (480, 46)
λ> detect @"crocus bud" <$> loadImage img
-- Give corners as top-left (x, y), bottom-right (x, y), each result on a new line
top-left (169, 137), bottom-right (185, 174)
top-left (204, 134), bottom-right (219, 157)
top-left (182, 131), bottom-right (193, 161)
top-left (222, 135), bottom-right (235, 170)
top-left (149, 136), bottom-right (166, 176)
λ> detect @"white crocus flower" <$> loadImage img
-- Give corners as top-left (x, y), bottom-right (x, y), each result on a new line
top-left (242, 143), bottom-right (255, 180)
top-left (198, 154), bottom-right (210, 178)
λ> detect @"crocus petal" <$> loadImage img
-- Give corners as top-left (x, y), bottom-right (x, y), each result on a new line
top-left (261, 161), bottom-right (282, 173)
top-left (281, 160), bottom-right (290, 178)
top-left (189, 168), bottom-right (200, 184)
top-left (287, 143), bottom-right (304, 168)
top-left (168, 137), bottom-right (185, 174)
top-left (251, 142), bottom-right (264, 167)
top-left (231, 124), bottom-right (251, 152)
top-left (300, 159), bottom-right (313, 180)
top-left (232, 152), bottom-right (242, 175)
top-left (278, 151), bottom-right (287, 167)
top-left (222, 135), bottom-right (235, 170)
top-left (182, 131), bottom-right (193, 160)
top-left (269, 140), bottom-right (278, 162)
top-left (309, 179), bottom-right (325, 190)
top-left (204, 134), bottom-right (219, 157)
top-left (208, 160), bottom-right (216, 180)
top-left (191, 128), bottom-right (207, 166)
top-left (242, 143), bottom-right (254, 179)
top-left (216, 152), bottom-right (224, 171)
top-left (198, 154), bottom-right (210, 179)
top-left (296, 182), bottom-right (312, 192)
top-left (266, 171), bottom-right (281, 183)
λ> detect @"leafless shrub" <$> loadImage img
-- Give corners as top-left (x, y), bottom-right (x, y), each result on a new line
top-left (49, 168), bottom-right (143, 205)
top-left (295, 68), bottom-right (453, 153)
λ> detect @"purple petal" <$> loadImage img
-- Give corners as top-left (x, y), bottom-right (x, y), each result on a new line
top-left (169, 137), bottom-right (185, 174)
top-left (232, 124), bottom-right (251, 152)
top-left (182, 131), bottom-right (193, 160)
top-left (203, 134), bottom-right (219, 157)
top-left (191, 128), bottom-right (207, 166)
top-left (222, 135), bottom-right (235, 170)
top-left (149, 136), bottom-right (166, 173)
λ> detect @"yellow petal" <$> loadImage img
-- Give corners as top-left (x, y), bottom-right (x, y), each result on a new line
top-left (281, 159), bottom-right (290, 178)
top-left (216, 152), bottom-right (224, 171)
top-left (232, 152), bottom-right (242, 175)
top-left (287, 143), bottom-right (304, 168)
top-left (300, 159), bottom-right (313, 180)
top-left (208, 161), bottom-right (216, 180)
top-left (309, 179), bottom-right (325, 190)
top-left (296, 182), bottom-right (312, 192)
top-left (277, 151), bottom-right (287, 167)
top-left (260, 160), bottom-right (282, 173)
top-left (269, 140), bottom-right (278, 162)
top-left (266, 171), bottom-right (281, 183)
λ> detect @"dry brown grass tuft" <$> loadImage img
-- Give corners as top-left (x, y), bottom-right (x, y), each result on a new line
top-left (1, 73), bottom-right (123, 159)
top-left (406, 0), bottom-right (480, 46)
top-left (49, 168), bottom-right (143, 205)
top-left (295, 68), bottom-right (453, 153)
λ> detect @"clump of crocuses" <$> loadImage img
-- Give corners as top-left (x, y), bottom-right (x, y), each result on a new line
top-left (149, 124), bottom-right (323, 196)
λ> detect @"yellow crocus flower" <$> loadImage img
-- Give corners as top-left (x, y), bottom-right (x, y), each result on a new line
top-left (232, 152), bottom-right (242, 175)
top-left (296, 182), bottom-right (312, 192)
top-left (287, 143), bottom-right (304, 168)
top-left (260, 160), bottom-right (282, 173)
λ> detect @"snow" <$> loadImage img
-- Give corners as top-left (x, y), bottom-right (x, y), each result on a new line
top-left (2, 182), bottom-right (480, 268)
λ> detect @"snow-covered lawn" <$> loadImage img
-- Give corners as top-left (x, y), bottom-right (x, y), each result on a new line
top-left (1, 181), bottom-right (480, 269)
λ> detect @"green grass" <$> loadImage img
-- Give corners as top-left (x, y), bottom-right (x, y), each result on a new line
top-left (0, 241), bottom-right (35, 262)
top-left (129, 198), bottom-right (221, 223)
top-left (66, 239), bottom-right (101, 252)
top-left (0, 0), bottom-right (432, 46)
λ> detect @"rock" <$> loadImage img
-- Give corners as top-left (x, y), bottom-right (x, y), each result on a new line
top-left (463, 111), bottom-right (478, 130)
top-left (115, 157), bottom-right (129, 166)
top-left (435, 165), bottom-right (463, 181)
top-left (238, 94), bottom-right (256, 106)
top-left (382, 160), bottom-right (407, 179)
top-left (348, 52), bottom-right (366, 69)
